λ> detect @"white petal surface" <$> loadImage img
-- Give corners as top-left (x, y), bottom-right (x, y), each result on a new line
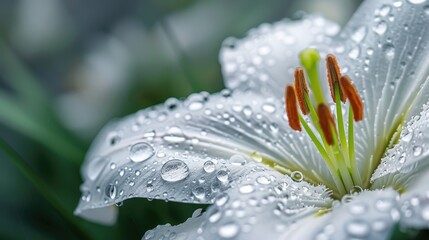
top-left (143, 165), bottom-right (331, 240)
top-left (75, 89), bottom-right (335, 223)
top-left (285, 189), bottom-right (399, 240)
top-left (220, 15), bottom-right (339, 96)
top-left (371, 102), bottom-right (429, 190)
top-left (333, 0), bottom-right (429, 185)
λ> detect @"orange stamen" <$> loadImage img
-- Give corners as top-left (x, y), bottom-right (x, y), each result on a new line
top-left (339, 76), bottom-right (363, 121)
top-left (294, 67), bottom-right (309, 115)
top-left (326, 54), bottom-right (345, 103)
top-left (285, 85), bottom-right (301, 131)
top-left (317, 103), bottom-right (336, 145)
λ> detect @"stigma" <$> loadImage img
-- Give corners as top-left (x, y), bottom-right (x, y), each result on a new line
top-left (285, 49), bottom-right (364, 196)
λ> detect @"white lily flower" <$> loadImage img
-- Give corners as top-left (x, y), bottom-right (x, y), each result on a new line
top-left (75, 0), bottom-right (429, 239)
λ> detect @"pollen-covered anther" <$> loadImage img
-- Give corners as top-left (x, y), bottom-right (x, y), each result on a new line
top-left (326, 54), bottom-right (345, 103)
top-left (339, 75), bottom-right (364, 121)
top-left (294, 67), bottom-right (310, 115)
top-left (285, 85), bottom-right (302, 131)
top-left (317, 103), bottom-right (337, 145)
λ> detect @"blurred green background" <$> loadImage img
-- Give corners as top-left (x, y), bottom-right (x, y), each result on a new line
top-left (0, 0), bottom-right (362, 239)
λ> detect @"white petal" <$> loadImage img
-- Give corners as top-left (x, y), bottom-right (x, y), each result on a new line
top-left (371, 102), bottom-right (429, 190)
top-left (143, 166), bottom-right (332, 239)
top-left (285, 189), bottom-right (399, 240)
top-left (75, 90), bottom-right (334, 223)
top-left (333, 0), bottom-right (429, 184)
top-left (220, 15), bottom-right (339, 96)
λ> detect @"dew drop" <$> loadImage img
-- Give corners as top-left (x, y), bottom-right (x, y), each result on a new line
top-left (291, 171), bottom-right (303, 182)
top-left (407, 0), bottom-right (426, 4)
top-left (218, 222), bottom-right (240, 239)
top-left (402, 131), bottom-right (413, 142)
top-left (348, 202), bottom-right (367, 215)
top-left (188, 101), bottom-right (204, 111)
top-left (163, 126), bottom-right (186, 143)
top-left (348, 47), bottom-right (360, 60)
top-left (209, 209), bottom-right (222, 223)
top-left (110, 162), bottom-right (117, 170)
top-left (375, 198), bottom-right (395, 212)
top-left (413, 146), bottom-right (423, 156)
top-left (379, 4), bottom-right (391, 16)
top-left (216, 193), bottom-right (229, 206)
top-left (257, 176), bottom-right (271, 185)
top-left (160, 159), bottom-right (190, 182)
top-left (217, 170), bottom-right (229, 183)
top-left (107, 131), bottom-right (121, 145)
top-left (373, 21), bottom-right (387, 35)
top-left (192, 186), bottom-right (206, 200)
top-left (421, 206), bottom-right (429, 220)
top-left (262, 103), bottom-right (276, 113)
top-left (105, 184), bottom-right (117, 199)
top-left (129, 142), bottom-right (154, 162)
top-left (203, 160), bottom-right (216, 173)
top-left (239, 184), bottom-right (255, 194)
top-left (382, 43), bottom-right (395, 61)
top-left (351, 26), bottom-right (367, 43)
top-left (230, 155), bottom-right (247, 166)
top-left (346, 220), bottom-right (370, 238)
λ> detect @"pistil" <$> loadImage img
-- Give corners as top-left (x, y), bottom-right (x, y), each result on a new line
top-left (285, 49), bottom-right (364, 196)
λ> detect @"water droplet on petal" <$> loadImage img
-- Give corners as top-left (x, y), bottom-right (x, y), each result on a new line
top-left (346, 220), bottom-right (370, 238)
top-left (163, 126), bottom-right (186, 143)
top-left (379, 4), bottom-right (391, 16)
top-left (216, 193), bottom-right (229, 206)
top-left (257, 176), bottom-right (271, 185)
top-left (217, 170), bottom-right (229, 183)
top-left (239, 184), bottom-right (255, 194)
top-left (408, 0), bottom-right (426, 4)
top-left (291, 171), bottom-right (303, 182)
top-left (382, 43), bottom-right (395, 61)
top-left (203, 160), bottom-right (216, 173)
top-left (262, 103), bottom-right (276, 113)
top-left (413, 146), bottom-right (423, 156)
top-left (421, 206), bottom-right (429, 220)
top-left (351, 26), bottom-right (367, 43)
top-left (129, 142), bottom-right (154, 162)
top-left (160, 159), bottom-right (190, 182)
top-left (218, 222), bottom-right (240, 239)
top-left (373, 21), bottom-right (387, 35)
top-left (105, 184), bottom-right (117, 199)
top-left (192, 186), bottom-right (206, 200)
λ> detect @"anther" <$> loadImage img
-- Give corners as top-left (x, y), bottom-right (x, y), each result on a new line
top-left (339, 76), bottom-right (364, 121)
top-left (317, 103), bottom-right (337, 145)
top-left (285, 85), bottom-right (302, 131)
top-left (294, 67), bottom-right (309, 115)
top-left (326, 54), bottom-right (345, 103)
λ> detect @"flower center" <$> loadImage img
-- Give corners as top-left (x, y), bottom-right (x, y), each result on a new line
top-left (285, 49), bottom-right (364, 196)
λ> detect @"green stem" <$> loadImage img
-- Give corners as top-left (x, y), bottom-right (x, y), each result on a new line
top-left (348, 108), bottom-right (362, 186)
top-left (0, 138), bottom-right (92, 240)
top-left (334, 84), bottom-right (350, 167)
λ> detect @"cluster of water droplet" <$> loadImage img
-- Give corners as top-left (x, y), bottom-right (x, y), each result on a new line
top-left (220, 15), bottom-right (339, 95)
top-left (371, 103), bottom-right (429, 188)
top-left (143, 165), bottom-right (330, 239)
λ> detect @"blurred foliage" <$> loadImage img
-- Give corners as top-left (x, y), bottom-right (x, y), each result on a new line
top-left (0, 0), bottom-right (368, 239)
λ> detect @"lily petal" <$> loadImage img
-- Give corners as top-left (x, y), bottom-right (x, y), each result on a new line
top-left (371, 102), bottom-right (429, 190)
top-left (220, 15), bottom-right (339, 96)
top-left (286, 189), bottom-right (399, 240)
top-left (335, 0), bottom-right (429, 184)
top-left (143, 166), bottom-right (331, 239)
top-left (75, 89), bottom-right (334, 223)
